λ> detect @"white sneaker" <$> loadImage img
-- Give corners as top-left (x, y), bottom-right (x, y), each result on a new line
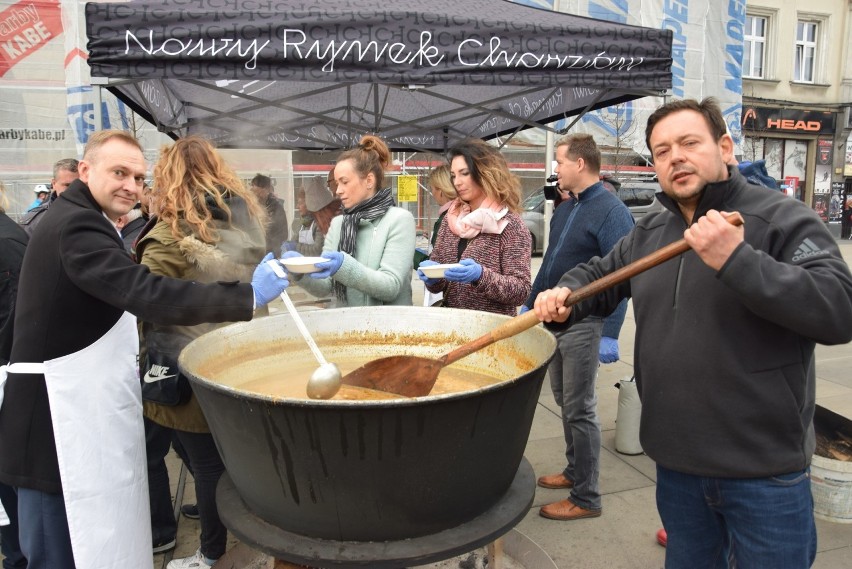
top-left (166, 549), bottom-right (216, 568)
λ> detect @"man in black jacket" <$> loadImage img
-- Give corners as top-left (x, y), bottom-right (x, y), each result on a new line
top-left (19, 158), bottom-right (79, 237)
top-left (533, 98), bottom-right (852, 567)
top-left (0, 197), bottom-right (29, 568)
top-left (250, 173), bottom-right (289, 255)
top-left (0, 130), bottom-right (290, 569)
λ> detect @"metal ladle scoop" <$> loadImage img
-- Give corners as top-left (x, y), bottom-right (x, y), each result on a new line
top-left (267, 260), bottom-right (341, 399)
top-left (279, 291), bottom-right (341, 399)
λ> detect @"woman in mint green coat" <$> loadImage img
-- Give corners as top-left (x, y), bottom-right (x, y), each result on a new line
top-left (288, 135), bottom-right (415, 307)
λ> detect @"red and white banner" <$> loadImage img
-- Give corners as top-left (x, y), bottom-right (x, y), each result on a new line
top-left (0, 0), bottom-right (62, 77)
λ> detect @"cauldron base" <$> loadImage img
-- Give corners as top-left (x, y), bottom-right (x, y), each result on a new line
top-left (215, 527), bottom-right (558, 569)
top-left (217, 458), bottom-right (535, 569)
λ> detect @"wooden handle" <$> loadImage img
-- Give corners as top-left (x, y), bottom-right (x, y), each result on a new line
top-left (559, 211), bottom-right (743, 308)
top-left (442, 212), bottom-right (744, 366)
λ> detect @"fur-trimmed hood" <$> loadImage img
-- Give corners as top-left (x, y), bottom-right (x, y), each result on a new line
top-left (178, 234), bottom-right (257, 283)
top-left (136, 194), bottom-right (266, 285)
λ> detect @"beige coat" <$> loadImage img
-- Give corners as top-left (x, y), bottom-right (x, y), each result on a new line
top-left (137, 205), bottom-right (266, 432)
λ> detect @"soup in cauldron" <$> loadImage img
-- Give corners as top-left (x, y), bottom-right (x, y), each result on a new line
top-left (197, 342), bottom-right (504, 400)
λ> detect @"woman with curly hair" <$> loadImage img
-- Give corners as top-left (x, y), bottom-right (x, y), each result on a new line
top-left (418, 138), bottom-right (531, 316)
top-left (284, 134), bottom-right (415, 306)
top-left (136, 135), bottom-right (268, 569)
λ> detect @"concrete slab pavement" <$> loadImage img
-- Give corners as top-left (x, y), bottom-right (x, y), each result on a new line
top-left (157, 239), bottom-right (852, 568)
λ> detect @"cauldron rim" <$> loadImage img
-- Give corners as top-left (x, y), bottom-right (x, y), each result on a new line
top-left (179, 306), bottom-right (556, 408)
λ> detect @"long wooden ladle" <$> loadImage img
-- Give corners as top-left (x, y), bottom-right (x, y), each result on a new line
top-left (343, 212), bottom-right (744, 397)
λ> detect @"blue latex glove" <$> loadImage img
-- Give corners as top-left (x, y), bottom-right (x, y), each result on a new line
top-left (417, 260), bottom-right (440, 286)
top-left (444, 258), bottom-right (482, 283)
top-left (599, 336), bottom-right (620, 364)
top-left (518, 304), bottom-right (530, 314)
top-left (311, 251), bottom-right (344, 279)
top-left (281, 241), bottom-right (298, 255)
top-left (280, 250), bottom-right (303, 260)
top-left (251, 253), bottom-right (289, 307)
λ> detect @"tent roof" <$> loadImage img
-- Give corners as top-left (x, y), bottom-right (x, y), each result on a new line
top-left (85, 0), bottom-right (672, 152)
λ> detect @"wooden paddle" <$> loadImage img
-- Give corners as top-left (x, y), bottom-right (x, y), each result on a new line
top-left (343, 212), bottom-right (744, 397)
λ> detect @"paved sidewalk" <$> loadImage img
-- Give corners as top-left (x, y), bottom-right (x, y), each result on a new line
top-left (159, 240), bottom-right (852, 568)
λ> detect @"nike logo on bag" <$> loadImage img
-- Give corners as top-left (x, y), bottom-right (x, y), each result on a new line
top-left (792, 238), bottom-right (829, 262)
top-left (143, 364), bottom-right (177, 383)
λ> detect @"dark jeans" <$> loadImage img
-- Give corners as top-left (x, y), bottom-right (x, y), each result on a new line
top-left (145, 418), bottom-right (178, 546)
top-left (17, 488), bottom-right (74, 569)
top-left (657, 464), bottom-right (817, 569)
top-left (0, 483), bottom-right (26, 568)
top-left (173, 430), bottom-right (227, 561)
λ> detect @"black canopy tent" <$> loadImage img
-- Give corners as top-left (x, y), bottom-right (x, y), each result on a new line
top-left (84, 0), bottom-right (672, 153)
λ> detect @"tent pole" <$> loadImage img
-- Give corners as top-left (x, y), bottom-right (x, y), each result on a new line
top-left (347, 86), bottom-right (352, 146)
top-left (543, 130), bottom-right (555, 255)
top-left (373, 86), bottom-right (380, 133)
top-left (545, 131), bottom-right (555, 178)
top-left (92, 77), bottom-right (107, 130)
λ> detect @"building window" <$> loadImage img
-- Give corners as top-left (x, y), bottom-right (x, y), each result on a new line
top-left (794, 20), bottom-right (818, 83)
top-left (744, 15), bottom-right (766, 78)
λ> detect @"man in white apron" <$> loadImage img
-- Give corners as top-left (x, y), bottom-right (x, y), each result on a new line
top-left (0, 130), bottom-right (291, 569)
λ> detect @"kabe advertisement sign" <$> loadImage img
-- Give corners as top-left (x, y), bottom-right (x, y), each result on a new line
top-left (0, 0), bottom-right (162, 215)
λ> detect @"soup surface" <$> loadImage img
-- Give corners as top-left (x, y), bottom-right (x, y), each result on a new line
top-left (198, 347), bottom-right (506, 401)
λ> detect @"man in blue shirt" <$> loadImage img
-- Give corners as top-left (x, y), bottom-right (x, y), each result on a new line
top-left (522, 134), bottom-right (634, 521)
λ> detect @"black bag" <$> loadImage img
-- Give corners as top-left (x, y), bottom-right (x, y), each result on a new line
top-left (140, 330), bottom-right (192, 406)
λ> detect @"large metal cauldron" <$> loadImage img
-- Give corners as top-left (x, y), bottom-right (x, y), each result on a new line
top-left (179, 306), bottom-right (556, 542)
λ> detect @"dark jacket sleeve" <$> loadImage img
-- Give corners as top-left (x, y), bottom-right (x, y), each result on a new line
top-left (0, 222), bottom-right (27, 365)
top-left (266, 199), bottom-right (289, 252)
top-left (61, 209), bottom-right (254, 326)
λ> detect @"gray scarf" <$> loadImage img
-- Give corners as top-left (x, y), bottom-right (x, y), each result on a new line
top-left (335, 187), bottom-right (395, 300)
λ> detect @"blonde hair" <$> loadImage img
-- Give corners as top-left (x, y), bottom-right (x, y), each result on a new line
top-left (83, 130), bottom-right (143, 164)
top-left (0, 182), bottom-right (8, 213)
top-left (337, 135), bottom-right (391, 189)
top-left (153, 136), bottom-right (266, 243)
top-left (448, 139), bottom-right (522, 213)
top-left (428, 164), bottom-right (456, 200)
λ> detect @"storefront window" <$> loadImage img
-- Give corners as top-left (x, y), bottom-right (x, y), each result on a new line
top-left (742, 137), bottom-right (808, 201)
top-left (764, 139), bottom-right (783, 181)
top-left (743, 137), bottom-right (764, 164)
top-left (784, 140), bottom-right (807, 179)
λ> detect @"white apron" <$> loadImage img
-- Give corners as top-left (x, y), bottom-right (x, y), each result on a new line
top-left (44, 311), bottom-right (151, 569)
top-left (299, 222), bottom-right (316, 245)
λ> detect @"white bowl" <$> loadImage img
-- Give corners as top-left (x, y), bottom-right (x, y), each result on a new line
top-left (281, 256), bottom-right (327, 274)
top-left (419, 263), bottom-right (462, 279)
